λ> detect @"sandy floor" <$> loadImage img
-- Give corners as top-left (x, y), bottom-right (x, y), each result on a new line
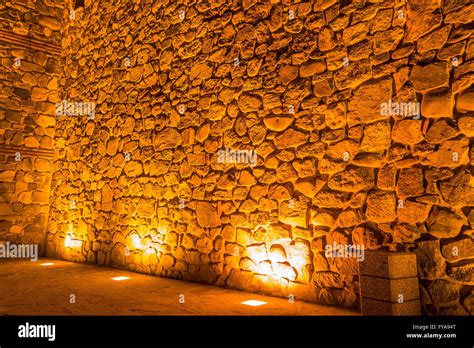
top-left (0, 258), bottom-right (358, 316)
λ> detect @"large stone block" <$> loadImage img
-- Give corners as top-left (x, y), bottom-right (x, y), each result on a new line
top-left (360, 276), bottom-right (420, 302)
top-left (360, 251), bottom-right (418, 279)
top-left (362, 297), bottom-right (421, 316)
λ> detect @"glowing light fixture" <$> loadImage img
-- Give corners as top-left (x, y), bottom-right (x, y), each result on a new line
top-left (111, 276), bottom-right (130, 281)
top-left (40, 263), bottom-right (54, 266)
top-left (241, 300), bottom-right (267, 307)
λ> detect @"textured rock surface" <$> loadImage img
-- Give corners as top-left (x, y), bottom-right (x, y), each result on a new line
top-left (0, 0), bottom-right (62, 251)
top-left (3, 0), bottom-right (467, 314)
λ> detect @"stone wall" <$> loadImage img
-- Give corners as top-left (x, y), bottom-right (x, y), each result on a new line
top-left (47, 0), bottom-right (473, 314)
top-left (0, 0), bottom-right (62, 251)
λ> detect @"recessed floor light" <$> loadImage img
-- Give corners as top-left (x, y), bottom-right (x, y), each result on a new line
top-left (40, 263), bottom-right (54, 266)
top-left (241, 300), bottom-right (267, 307)
top-left (111, 276), bottom-right (130, 281)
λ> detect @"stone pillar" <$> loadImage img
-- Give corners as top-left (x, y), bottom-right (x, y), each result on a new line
top-left (360, 250), bottom-right (421, 315)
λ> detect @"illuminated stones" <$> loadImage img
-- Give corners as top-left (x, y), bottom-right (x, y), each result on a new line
top-left (333, 59), bottom-right (372, 90)
top-left (101, 184), bottom-right (113, 211)
top-left (427, 207), bottom-right (467, 238)
top-left (273, 128), bottom-right (308, 149)
top-left (456, 88), bottom-right (474, 112)
top-left (417, 26), bottom-right (451, 53)
top-left (153, 128), bottom-right (182, 150)
top-left (425, 119), bottom-right (458, 143)
top-left (11, 0), bottom-right (467, 315)
top-left (237, 93), bottom-right (262, 112)
top-left (423, 138), bottom-right (470, 168)
top-left (299, 60), bottom-right (326, 77)
top-left (365, 191), bottom-right (397, 223)
top-left (196, 202), bottom-right (221, 228)
top-left (123, 161), bottom-right (143, 177)
top-left (397, 201), bottom-right (431, 224)
top-left (409, 62), bottom-right (450, 92)
top-left (137, 198), bottom-right (155, 218)
top-left (38, 15), bottom-right (61, 30)
top-left (439, 170), bottom-right (474, 207)
top-left (343, 22), bottom-right (369, 46)
top-left (313, 272), bottom-right (344, 288)
top-left (441, 237), bottom-right (474, 262)
top-left (313, 190), bottom-right (350, 209)
top-left (361, 121), bottom-right (391, 152)
top-left (373, 27), bottom-right (404, 54)
top-left (318, 26), bottom-right (336, 51)
top-left (328, 166), bottom-right (374, 192)
top-left (421, 88), bottom-right (454, 117)
top-left (189, 62), bottom-right (213, 80)
top-left (279, 196), bottom-right (310, 228)
top-left (396, 167), bottom-right (424, 198)
top-left (347, 77), bottom-right (392, 125)
top-left (279, 65), bottom-right (299, 85)
top-left (324, 102), bottom-right (346, 129)
top-left (457, 116), bottom-right (474, 137)
top-left (405, 0), bottom-right (442, 42)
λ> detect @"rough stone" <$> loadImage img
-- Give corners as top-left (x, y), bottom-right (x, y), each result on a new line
top-left (347, 78), bottom-right (392, 125)
top-left (196, 202), bottom-right (221, 228)
top-left (410, 62), bottom-right (449, 92)
top-left (425, 119), bottom-right (458, 143)
top-left (328, 166), bottom-right (374, 192)
top-left (153, 129), bottom-right (182, 150)
top-left (361, 121), bottom-right (391, 152)
top-left (423, 138), bottom-right (469, 168)
top-left (397, 167), bottom-right (424, 198)
top-left (457, 88), bottom-right (474, 112)
top-left (238, 94), bottom-right (262, 112)
top-left (391, 119), bottom-right (424, 145)
top-left (439, 170), bottom-right (474, 207)
top-left (397, 201), bottom-right (431, 224)
top-left (365, 191), bottom-right (397, 223)
top-left (416, 240), bottom-right (446, 280)
top-left (273, 129), bottom-right (308, 149)
top-left (406, 0), bottom-right (443, 42)
top-left (300, 60), bottom-right (326, 77)
top-left (334, 59), bottom-right (372, 90)
top-left (428, 280), bottom-right (461, 305)
top-left (422, 88), bottom-right (454, 118)
top-left (427, 207), bottom-right (467, 238)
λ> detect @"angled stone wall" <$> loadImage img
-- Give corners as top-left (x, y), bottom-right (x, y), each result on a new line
top-left (0, 0), bottom-right (62, 251)
top-left (47, 0), bottom-right (473, 314)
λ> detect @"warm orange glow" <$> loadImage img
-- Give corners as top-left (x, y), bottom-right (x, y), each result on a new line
top-left (111, 276), bottom-right (130, 281)
top-left (130, 234), bottom-right (142, 249)
top-left (40, 263), bottom-right (54, 266)
top-left (241, 300), bottom-right (267, 307)
top-left (64, 234), bottom-right (82, 248)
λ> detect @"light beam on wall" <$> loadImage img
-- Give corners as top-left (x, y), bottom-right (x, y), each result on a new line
top-left (64, 234), bottom-right (83, 248)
